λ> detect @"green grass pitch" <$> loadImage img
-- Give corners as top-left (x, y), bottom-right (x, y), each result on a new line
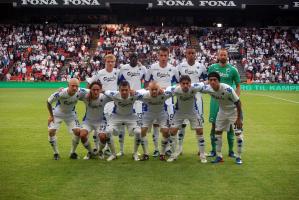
top-left (0, 89), bottom-right (298, 200)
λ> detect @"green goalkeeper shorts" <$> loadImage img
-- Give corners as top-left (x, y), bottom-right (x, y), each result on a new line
top-left (209, 97), bottom-right (219, 124)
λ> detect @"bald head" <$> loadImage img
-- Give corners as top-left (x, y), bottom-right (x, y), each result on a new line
top-left (68, 78), bottom-right (80, 96)
top-left (148, 81), bottom-right (160, 97)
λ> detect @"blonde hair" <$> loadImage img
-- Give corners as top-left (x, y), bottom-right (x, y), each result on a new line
top-left (105, 54), bottom-right (116, 61)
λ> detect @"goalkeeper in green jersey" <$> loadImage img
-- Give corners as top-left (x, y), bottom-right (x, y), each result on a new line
top-left (207, 48), bottom-right (241, 158)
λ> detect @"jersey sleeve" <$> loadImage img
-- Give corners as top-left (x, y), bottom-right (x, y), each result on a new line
top-left (47, 90), bottom-right (65, 104)
top-left (164, 85), bottom-right (176, 97)
top-left (232, 67), bottom-right (241, 85)
top-left (172, 67), bottom-right (180, 84)
top-left (227, 86), bottom-right (240, 103)
top-left (191, 82), bottom-right (205, 92)
top-left (144, 67), bottom-right (152, 82)
top-left (104, 90), bottom-right (119, 99)
top-left (87, 74), bottom-right (98, 84)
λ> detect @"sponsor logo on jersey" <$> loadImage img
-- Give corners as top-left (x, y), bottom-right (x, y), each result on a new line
top-left (103, 76), bottom-right (117, 82)
top-left (157, 72), bottom-right (171, 78)
top-left (184, 69), bottom-right (198, 75)
top-left (127, 72), bottom-right (141, 77)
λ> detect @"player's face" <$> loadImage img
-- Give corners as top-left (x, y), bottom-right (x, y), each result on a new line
top-left (186, 49), bottom-right (196, 64)
top-left (68, 82), bottom-right (79, 95)
top-left (120, 86), bottom-right (130, 99)
top-left (158, 51), bottom-right (169, 66)
top-left (149, 86), bottom-right (159, 97)
top-left (90, 84), bottom-right (102, 99)
top-left (130, 55), bottom-right (138, 67)
top-left (180, 80), bottom-right (191, 92)
top-left (218, 51), bottom-right (228, 64)
top-left (105, 58), bottom-right (116, 70)
top-left (209, 77), bottom-right (220, 90)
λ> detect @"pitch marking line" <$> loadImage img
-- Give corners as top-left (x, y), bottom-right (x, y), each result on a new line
top-left (247, 93), bottom-right (299, 104)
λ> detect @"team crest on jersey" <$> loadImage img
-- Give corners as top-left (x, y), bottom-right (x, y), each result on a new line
top-left (225, 88), bottom-right (232, 93)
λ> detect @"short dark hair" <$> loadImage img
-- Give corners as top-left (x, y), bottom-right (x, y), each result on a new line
top-left (179, 75), bottom-right (191, 83)
top-left (89, 81), bottom-right (102, 89)
top-left (186, 45), bottom-right (196, 50)
top-left (119, 80), bottom-right (130, 88)
top-left (159, 46), bottom-right (169, 54)
top-left (208, 72), bottom-right (221, 81)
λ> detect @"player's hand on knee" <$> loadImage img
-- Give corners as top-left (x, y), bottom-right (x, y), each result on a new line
top-left (48, 116), bottom-right (54, 126)
top-left (235, 118), bottom-right (243, 129)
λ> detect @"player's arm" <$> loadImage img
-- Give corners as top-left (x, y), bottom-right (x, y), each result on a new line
top-left (233, 67), bottom-right (241, 96)
top-left (164, 85), bottom-right (176, 97)
top-left (47, 91), bottom-right (61, 125)
top-left (234, 100), bottom-right (243, 129)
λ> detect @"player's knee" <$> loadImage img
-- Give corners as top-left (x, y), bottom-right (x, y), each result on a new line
top-left (73, 129), bottom-right (80, 136)
top-left (99, 133), bottom-right (107, 143)
top-left (80, 130), bottom-right (88, 138)
top-left (48, 129), bottom-right (56, 136)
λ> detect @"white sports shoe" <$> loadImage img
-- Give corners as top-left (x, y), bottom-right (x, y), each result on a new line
top-left (116, 151), bottom-right (124, 157)
top-left (106, 154), bottom-right (117, 162)
top-left (132, 153), bottom-right (140, 161)
top-left (167, 154), bottom-right (177, 162)
top-left (98, 151), bottom-right (105, 160)
top-left (199, 153), bottom-right (207, 163)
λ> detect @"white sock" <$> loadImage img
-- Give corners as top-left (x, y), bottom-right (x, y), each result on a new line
top-left (107, 136), bottom-right (115, 155)
top-left (119, 127), bottom-right (125, 153)
top-left (196, 134), bottom-right (205, 156)
top-left (161, 136), bottom-right (168, 155)
top-left (93, 134), bottom-right (99, 150)
top-left (178, 127), bottom-right (186, 147)
top-left (83, 140), bottom-right (93, 153)
top-left (153, 127), bottom-right (159, 151)
top-left (49, 136), bottom-right (59, 154)
top-left (134, 133), bottom-right (141, 154)
top-left (215, 134), bottom-right (223, 157)
top-left (71, 135), bottom-right (80, 154)
top-left (169, 135), bottom-right (178, 156)
top-left (236, 134), bottom-right (244, 158)
top-left (141, 136), bottom-right (149, 155)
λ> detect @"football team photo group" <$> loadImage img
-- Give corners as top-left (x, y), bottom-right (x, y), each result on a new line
top-left (47, 46), bottom-right (244, 164)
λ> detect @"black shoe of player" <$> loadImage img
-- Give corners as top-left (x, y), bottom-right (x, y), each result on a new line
top-left (54, 153), bottom-right (60, 160)
top-left (140, 154), bottom-right (150, 161)
top-left (165, 150), bottom-right (172, 156)
top-left (70, 152), bottom-right (79, 159)
top-left (159, 154), bottom-right (166, 161)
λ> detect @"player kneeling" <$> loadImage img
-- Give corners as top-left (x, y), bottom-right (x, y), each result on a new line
top-left (166, 75), bottom-right (207, 163)
top-left (207, 72), bottom-right (244, 164)
top-left (79, 81), bottom-right (111, 160)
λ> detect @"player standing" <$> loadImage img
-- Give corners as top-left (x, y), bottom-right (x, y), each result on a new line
top-left (117, 53), bottom-right (147, 156)
top-left (208, 48), bottom-right (241, 158)
top-left (145, 46), bottom-right (179, 157)
top-left (87, 54), bottom-right (119, 154)
top-left (206, 72), bottom-right (244, 164)
top-left (176, 46), bottom-right (207, 155)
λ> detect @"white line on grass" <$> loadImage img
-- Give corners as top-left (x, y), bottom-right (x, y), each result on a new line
top-left (247, 93), bottom-right (299, 104)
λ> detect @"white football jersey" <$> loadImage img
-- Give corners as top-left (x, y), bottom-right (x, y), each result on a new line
top-left (81, 91), bottom-right (111, 122)
top-left (104, 90), bottom-right (142, 115)
top-left (177, 61), bottom-right (207, 83)
top-left (203, 83), bottom-right (240, 112)
top-left (119, 64), bottom-right (147, 90)
top-left (47, 88), bottom-right (87, 116)
top-left (138, 89), bottom-right (172, 113)
top-left (166, 83), bottom-right (206, 113)
top-left (88, 68), bottom-right (119, 91)
top-left (145, 62), bottom-right (179, 88)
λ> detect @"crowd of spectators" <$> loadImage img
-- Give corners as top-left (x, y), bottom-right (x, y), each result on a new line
top-left (0, 24), bottom-right (298, 84)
